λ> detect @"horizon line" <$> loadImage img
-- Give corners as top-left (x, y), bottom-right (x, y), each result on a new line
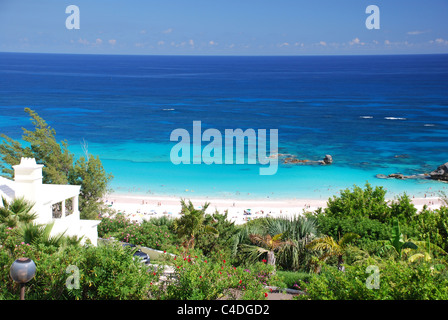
top-left (1, 50), bottom-right (447, 58)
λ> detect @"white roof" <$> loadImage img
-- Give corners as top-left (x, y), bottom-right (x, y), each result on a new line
top-left (0, 176), bottom-right (80, 205)
top-left (41, 184), bottom-right (81, 205)
top-left (0, 176), bottom-right (16, 202)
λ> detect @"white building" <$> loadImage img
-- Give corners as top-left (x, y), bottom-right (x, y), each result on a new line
top-left (0, 157), bottom-right (100, 245)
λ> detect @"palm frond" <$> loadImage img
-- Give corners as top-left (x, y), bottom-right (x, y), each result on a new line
top-left (338, 233), bottom-right (360, 247)
top-left (0, 196), bottom-right (37, 227)
top-left (306, 235), bottom-right (340, 253)
top-left (271, 233), bottom-right (284, 242)
top-left (249, 234), bottom-right (266, 247)
top-left (408, 252), bottom-right (431, 263)
top-left (19, 222), bottom-right (67, 247)
top-left (1, 196), bottom-right (9, 208)
top-left (203, 225), bottom-right (219, 237)
top-left (240, 244), bottom-right (269, 263)
top-left (412, 240), bottom-right (447, 256)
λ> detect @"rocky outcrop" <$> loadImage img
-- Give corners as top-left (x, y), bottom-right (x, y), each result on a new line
top-left (376, 173), bottom-right (429, 180)
top-left (377, 162), bottom-right (448, 182)
top-left (282, 154), bottom-right (333, 166)
top-left (429, 162), bottom-right (448, 182)
top-left (388, 173), bottom-right (406, 179)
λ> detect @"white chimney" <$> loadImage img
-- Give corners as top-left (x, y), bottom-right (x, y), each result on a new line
top-left (13, 158), bottom-right (44, 203)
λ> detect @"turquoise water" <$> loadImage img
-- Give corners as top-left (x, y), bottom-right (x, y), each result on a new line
top-left (70, 141), bottom-right (445, 200)
top-left (1, 53), bottom-right (447, 200)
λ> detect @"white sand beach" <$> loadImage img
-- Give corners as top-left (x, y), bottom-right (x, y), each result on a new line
top-left (102, 193), bottom-right (444, 225)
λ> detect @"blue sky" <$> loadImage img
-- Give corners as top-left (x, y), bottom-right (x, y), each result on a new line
top-left (1, 0), bottom-right (447, 55)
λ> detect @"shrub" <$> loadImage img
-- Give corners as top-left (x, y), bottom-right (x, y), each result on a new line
top-left (138, 221), bottom-right (175, 249)
top-left (297, 259), bottom-right (448, 300)
top-left (158, 250), bottom-right (281, 300)
top-left (97, 214), bottom-right (132, 238)
top-left (413, 206), bottom-right (448, 252)
top-left (314, 215), bottom-right (388, 242)
top-left (325, 183), bottom-right (389, 221)
top-left (196, 210), bottom-right (238, 257)
top-left (75, 243), bottom-right (160, 300)
top-left (0, 241), bottom-right (161, 300)
top-left (388, 193), bottom-right (417, 222)
top-left (98, 214), bottom-right (176, 251)
top-left (277, 270), bottom-right (312, 290)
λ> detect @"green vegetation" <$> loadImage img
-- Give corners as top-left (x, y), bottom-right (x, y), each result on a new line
top-left (173, 199), bottom-right (219, 250)
top-left (306, 232), bottom-right (360, 272)
top-left (1, 181), bottom-right (448, 300)
top-left (0, 108), bottom-right (113, 219)
top-left (0, 196), bottom-right (37, 228)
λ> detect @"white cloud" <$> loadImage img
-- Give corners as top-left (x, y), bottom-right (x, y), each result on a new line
top-left (158, 41), bottom-right (165, 46)
top-left (162, 28), bottom-right (173, 34)
top-left (319, 41), bottom-right (327, 46)
top-left (349, 38), bottom-right (365, 46)
top-left (209, 40), bottom-right (217, 46)
top-left (189, 39), bottom-right (195, 47)
top-left (108, 39), bottom-right (116, 45)
top-left (95, 38), bottom-right (103, 45)
top-left (434, 38), bottom-right (448, 45)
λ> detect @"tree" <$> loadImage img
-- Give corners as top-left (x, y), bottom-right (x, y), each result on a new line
top-left (0, 197), bottom-right (37, 228)
top-left (69, 155), bottom-right (113, 220)
top-left (173, 199), bottom-right (218, 249)
top-left (265, 216), bottom-right (316, 270)
top-left (244, 233), bottom-right (294, 266)
top-left (324, 183), bottom-right (390, 222)
top-left (232, 216), bottom-right (316, 270)
top-left (306, 232), bottom-right (360, 272)
top-left (196, 209), bottom-right (238, 257)
top-left (0, 108), bottom-right (112, 219)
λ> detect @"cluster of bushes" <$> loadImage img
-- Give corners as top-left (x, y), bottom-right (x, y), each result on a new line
top-left (155, 250), bottom-right (279, 300)
top-left (2, 182), bottom-right (448, 300)
top-left (0, 228), bottom-right (161, 300)
top-left (298, 260), bottom-right (448, 300)
top-left (98, 214), bottom-right (175, 251)
top-left (93, 184), bottom-right (448, 300)
top-left (297, 183), bottom-right (448, 300)
top-left (310, 184), bottom-right (448, 252)
top-left (0, 198), bottom-right (285, 300)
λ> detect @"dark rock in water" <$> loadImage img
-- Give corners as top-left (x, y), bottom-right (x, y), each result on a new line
top-left (323, 155), bottom-right (333, 165)
top-left (429, 162), bottom-right (448, 182)
top-left (378, 172), bottom-right (430, 181)
top-left (282, 154), bottom-right (333, 165)
top-left (389, 173), bottom-right (405, 179)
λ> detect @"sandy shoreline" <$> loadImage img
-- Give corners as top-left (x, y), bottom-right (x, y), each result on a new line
top-left (102, 193), bottom-right (444, 225)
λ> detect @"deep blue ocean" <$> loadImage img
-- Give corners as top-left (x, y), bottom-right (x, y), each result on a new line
top-left (0, 52), bottom-right (447, 200)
